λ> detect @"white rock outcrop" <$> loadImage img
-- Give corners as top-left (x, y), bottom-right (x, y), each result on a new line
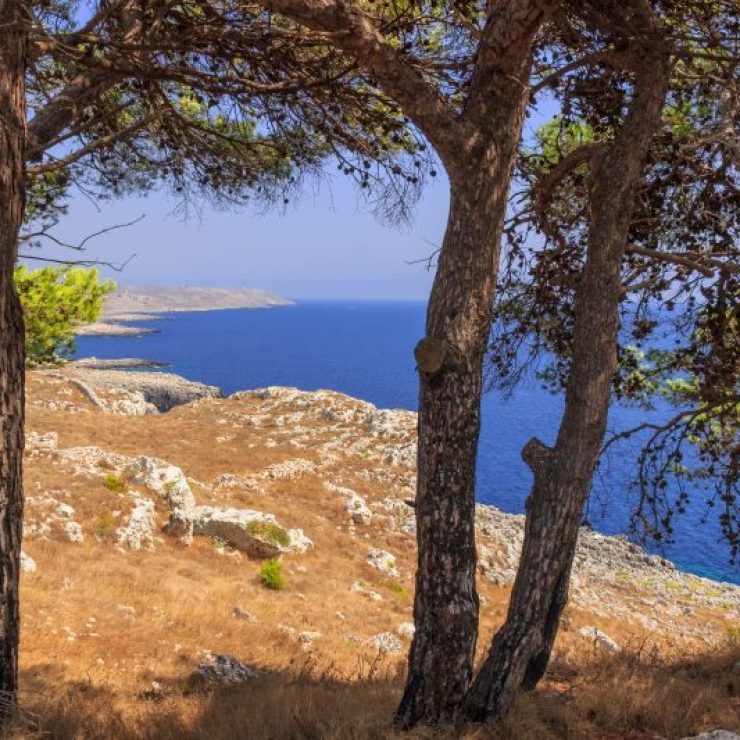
top-left (369, 632), bottom-right (403, 654)
top-left (190, 506), bottom-right (312, 557)
top-left (578, 626), bottom-right (621, 653)
top-left (366, 548), bottom-right (398, 578)
top-left (116, 497), bottom-right (156, 550)
top-left (64, 521), bottom-right (84, 544)
top-left (20, 551), bottom-right (36, 573)
top-left (345, 493), bottom-right (372, 526)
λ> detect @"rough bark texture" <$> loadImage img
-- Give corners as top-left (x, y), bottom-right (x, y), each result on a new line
top-left (464, 38), bottom-right (673, 723)
top-left (0, 0), bottom-right (27, 717)
top-left (247, 0), bottom-right (558, 726)
top-left (395, 17), bottom-right (557, 725)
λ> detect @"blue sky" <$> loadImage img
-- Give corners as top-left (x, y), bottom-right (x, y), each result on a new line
top-left (30, 173), bottom-right (449, 301)
top-left (28, 102), bottom-right (557, 301)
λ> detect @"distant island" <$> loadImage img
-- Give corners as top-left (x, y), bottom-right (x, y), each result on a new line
top-left (77, 286), bottom-right (293, 337)
top-left (102, 286), bottom-right (293, 317)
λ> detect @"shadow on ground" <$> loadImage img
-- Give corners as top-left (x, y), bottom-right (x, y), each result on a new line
top-left (9, 642), bottom-right (740, 739)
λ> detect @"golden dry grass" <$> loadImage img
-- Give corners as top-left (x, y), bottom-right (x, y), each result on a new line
top-left (6, 643), bottom-right (739, 739)
top-left (12, 371), bottom-right (740, 738)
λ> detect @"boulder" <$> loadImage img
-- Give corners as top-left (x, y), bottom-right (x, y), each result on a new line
top-left (345, 494), bottom-right (372, 526)
top-left (578, 625), bottom-right (621, 653)
top-left (369, 632), bottom-right (403, 654)
top-left (681, 733), bottom-right (740, 740)
top-left (64, 521), bottom-right (84, 544)
top-left (116, 497), bottom-right (156, 550)
top-left (190, 506), bottom-right (312, 557)
top-left (396, 622), bottom-right (415, 640)
top-left (20, 551), bottom-right (36, 573)
top-left (124, 456), bottom-right (196, 513)
top-left (196, 653), bottom-right (258, 685)
top-left (367, 548), bottom-right (398, 578)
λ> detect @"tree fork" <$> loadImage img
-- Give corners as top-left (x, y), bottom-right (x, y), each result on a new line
top-left (464, 27), bottom-right (674, 723)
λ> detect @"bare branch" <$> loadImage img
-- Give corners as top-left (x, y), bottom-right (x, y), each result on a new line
top-left (19, 253), bottom-right (137, 272)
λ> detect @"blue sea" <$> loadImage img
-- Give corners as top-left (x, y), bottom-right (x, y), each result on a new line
top-left (75, 301), bottom-right (739, 584)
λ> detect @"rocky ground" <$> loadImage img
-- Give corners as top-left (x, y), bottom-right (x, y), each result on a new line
top-left (16, 367), bottom-right (740, 738)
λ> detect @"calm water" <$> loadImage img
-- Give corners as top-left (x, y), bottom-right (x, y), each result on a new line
top-left (75, 301), bottom-right (738, 584)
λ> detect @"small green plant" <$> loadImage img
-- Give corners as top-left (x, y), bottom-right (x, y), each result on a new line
top-left (246, 520), bottom-right (290, 548)
top-left (383, 580), bottom-right (411, 600)
top-left (260, 558), bottom-right (285, 590)
top-left (96, 511), bottom-right (117, 539)
top-left (104, 473), bottom-right (126, 493)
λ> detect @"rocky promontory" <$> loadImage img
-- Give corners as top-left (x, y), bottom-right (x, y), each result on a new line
top-left (102, 286), bottom-right (293, 317)
top-left (76, 286), bottom-right (294, 337)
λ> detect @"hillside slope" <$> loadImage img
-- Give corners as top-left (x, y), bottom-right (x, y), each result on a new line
top-left (15, 369), bottom-right (740, 738)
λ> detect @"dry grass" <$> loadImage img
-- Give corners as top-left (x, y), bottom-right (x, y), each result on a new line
top-left (13, 372), bottom-right (740, 738)
top-left (6, 643), bottom-right (739, 739)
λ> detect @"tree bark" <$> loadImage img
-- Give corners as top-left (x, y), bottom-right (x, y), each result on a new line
top-left (395, 89), bottom-right (533, 729)
top-left (0, 0), bottom-right (27, 717)
top-left (464, 39), bottom-right (673, 723)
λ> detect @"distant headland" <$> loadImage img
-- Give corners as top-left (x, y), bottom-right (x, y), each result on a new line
top-left (76, 286), bottom-right (294, 337)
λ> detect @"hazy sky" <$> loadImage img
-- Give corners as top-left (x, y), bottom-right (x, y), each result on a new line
top-left (29, 174), bottom-right (449, 301)
top-left (26, 103), bottom-right (556, 301)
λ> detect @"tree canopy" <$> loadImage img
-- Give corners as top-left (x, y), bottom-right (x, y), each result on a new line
top-left (488, 2), bottom-right (739, 559)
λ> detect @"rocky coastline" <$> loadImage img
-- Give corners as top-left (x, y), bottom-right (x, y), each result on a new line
top-left (28, 365), bottom-right (740, 625)
top-left (76, 287), bottom-right (294, 337)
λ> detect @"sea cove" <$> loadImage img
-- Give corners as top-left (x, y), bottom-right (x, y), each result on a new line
top-left (75, 300), bottom-right (739, 585)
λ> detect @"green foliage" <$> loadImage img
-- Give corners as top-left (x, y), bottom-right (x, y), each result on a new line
top-left (245, 520), bottom-right (290, 548)
top-left (383, 580), bottom-right (411, 600)
top-left (104, 473), bottom-right (127, 494)
top-left (15, 265), bottom-right (115, 363)
top-left (259, 558), bottom-right (285, 590)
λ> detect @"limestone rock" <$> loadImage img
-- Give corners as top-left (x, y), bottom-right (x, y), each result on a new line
top-left (64, 521), bottom-right (84, 544)
top-left (396, 622), bottom-right (415, 640)
top-left (578, 625), bottom-right (621, 653)
top-left (190, 506), bottom-right (312, 557)
top-left (124, 456), bottom-right (196, 513)
top-left (116, 497), bottom-right (156, 550)
top-left (369, 632), bottom-right (403, 654)
top-left (367, 548), bottom-right (398, 578)
top-left (26, 431), bottom-right (58, 452)
top-left (196, 653), bottom-right (258, 685)
top-left (345, 494), bottom-right (372, 526)
top-left (20, 551), bottom-right (36, 573)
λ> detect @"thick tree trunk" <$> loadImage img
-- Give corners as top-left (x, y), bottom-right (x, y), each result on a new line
top-left (0, 0), bottom-right (27, 717)
top-left (395, 98), bottom-right (530, 729)
top-left (464, 43), bottom-right (672, 723)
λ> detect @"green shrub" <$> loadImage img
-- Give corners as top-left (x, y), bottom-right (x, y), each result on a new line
top-left (15, 265), bottom-right (115, 364)
top-left (260, 558), bottom-right (285, 590)
top-left (104, 473), bottom-right (127, 493)
top-left (245, 520), bottom-right (290, 548)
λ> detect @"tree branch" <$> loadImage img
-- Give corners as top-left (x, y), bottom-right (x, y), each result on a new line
top-left (626, 245), bottom-right (739, 277)
top-left (251, 0), bottom-right (459, 164)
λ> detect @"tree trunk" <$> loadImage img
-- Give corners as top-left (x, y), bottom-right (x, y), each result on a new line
top-left (395, 97), bottom-right (529, 729)
top-left (464, 43), bottom-right (672, 723)
top-left (0, 0), bottom-right (27, 717)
